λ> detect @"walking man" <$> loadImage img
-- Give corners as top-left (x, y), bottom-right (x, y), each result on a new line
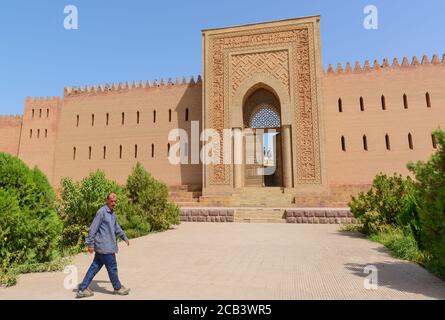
top-left (77, 192), bottom-right (131, 298)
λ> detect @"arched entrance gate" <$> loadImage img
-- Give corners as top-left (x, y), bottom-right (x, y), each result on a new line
top-left (243, 88), bottom-right (283, 187)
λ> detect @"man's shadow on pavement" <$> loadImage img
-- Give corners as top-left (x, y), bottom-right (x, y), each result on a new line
top-left (72, 280), bottom-right (115, 295)
top-left (89, 280), bottom-right (115, 295)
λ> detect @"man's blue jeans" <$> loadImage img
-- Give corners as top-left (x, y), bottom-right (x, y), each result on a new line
top-left (78, 253), bottom-right (122, 291)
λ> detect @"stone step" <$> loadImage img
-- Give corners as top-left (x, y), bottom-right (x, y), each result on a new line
top-left (236, 214), bottom-right (286, 219)
top-left (232, 204), bottom-right (292, 208)
top-left (234, 194), bottom-right (291, 198)
top-left (177, 202), bottom-right (210, 207)
top-left (169, 190), bottom-right (202, 207)
top-left (235, 209), bottom-right (286, 223)
top-left (170, 196), bottom-right (199, 201)
top-left (233, 190), bottom-right (286, 196)
top-left (232, 194), bottom-right (295, 207)
top-left (235, 208), bottom-right (286, 214)
top-left (235, 196), bottom-right (288, 200)
top-left (169, 185), bottom-right (202, 192)
top-left (171, 199), bottom-right (200, 204)
top-left (235, 218), bottom-right (286, 223)
top-left (198, 196), bottom-right (233, 206)
top-left (169, 191), bottom-right (201, 198)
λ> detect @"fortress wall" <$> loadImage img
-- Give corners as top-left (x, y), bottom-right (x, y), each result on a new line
top-left (0, 115), bottom-right (22, 156)
top-left (4, 50), bottom-right (445, 206)
top-left (323, 55), bottom-right (445, 186)
top-left (17, 97), bottom-right (61, 182)
top-left (52, 79), bottom-right (203, 188)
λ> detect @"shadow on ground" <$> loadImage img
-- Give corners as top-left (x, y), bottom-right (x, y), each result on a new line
top-left (72, 280), bottom-right (115, 296)
top-left (335, 230), bottom-right (445, 299)
top-left (345, 261), bottom-right (445, 299)
top-left (335, 230), bottom-right (367, 239)
top-left (89, 280), bottom-right (115, 295)
top-left (335, 229), bottom-right (445, 299)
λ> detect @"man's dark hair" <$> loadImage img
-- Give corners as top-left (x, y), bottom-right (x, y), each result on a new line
top-left (106, 192), bottom-right (117, 200)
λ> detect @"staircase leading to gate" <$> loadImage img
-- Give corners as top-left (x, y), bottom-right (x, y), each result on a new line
top-left (234, 208), bottom-right (286, 223)
top-left (170, 186), bottom-right (296, 208)
top-left (168, 185), bottom-right (202, 207)
top-left (230, 187), bottom-right (295, 207)
top-left (171, 186), bottom-right (357, 225)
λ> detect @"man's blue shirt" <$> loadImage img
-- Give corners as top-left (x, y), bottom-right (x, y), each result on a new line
top-left (85, 205), bottom-right (128, 254)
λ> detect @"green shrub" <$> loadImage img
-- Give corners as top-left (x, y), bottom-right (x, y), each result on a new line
top-left (126, 163), bottom-right (180, 232)
top-left (0, 251), bottom-right (19, 287)
top-left (349, 174), bottom-right (416, 235)
top-left (0, 156), bottom-right (180, 287)
top-left (59, 224), bottom-right (89, 253)
top-left (58, 170), bottom-right (125, 226)
top-left (118, 203), bottom-right (151, 239)
top-left (57, 170), bottom-right (126, 251)
top-left (0, 153), bottom-right (62, 268)
top-left (408, 129), bottom-right (445, 276)
top-left (57, 166), bottom-right (174, 250)
top-left (0, 153), bottom-right (56, 212)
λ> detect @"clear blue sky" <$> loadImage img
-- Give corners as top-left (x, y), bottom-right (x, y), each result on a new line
top-left (0, 0), bottom-right (444, 115)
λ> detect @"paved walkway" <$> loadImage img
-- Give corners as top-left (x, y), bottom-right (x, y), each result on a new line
top-left (1, 223), bottom-right (445, 300)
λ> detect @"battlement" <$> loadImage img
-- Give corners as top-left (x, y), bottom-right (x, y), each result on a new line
top-left (25, 96), bottom-right (60, 104)
top-left (0, 115), bottom-right (22, 121)
top-left (324, 53), bottom-right (445, 76)
top-left (64, 75), bottom-right (203, 97)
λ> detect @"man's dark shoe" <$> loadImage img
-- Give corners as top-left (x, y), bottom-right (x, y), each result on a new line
top-left (114, 285), bottom-right (130, 295)
top-left (76, 288), bottom-right (94, 298)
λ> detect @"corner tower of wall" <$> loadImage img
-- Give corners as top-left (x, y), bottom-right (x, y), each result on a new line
top-left (18, 96), bottom-right (61, 183)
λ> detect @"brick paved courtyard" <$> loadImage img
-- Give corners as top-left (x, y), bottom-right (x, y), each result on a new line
top-left (1, 223), bottom-right (445, 300)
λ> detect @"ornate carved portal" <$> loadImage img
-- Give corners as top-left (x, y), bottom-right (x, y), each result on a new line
top-left (243, 89), bottom-right (283, 188)
top-left (203, 17), bottom-right (326, 193)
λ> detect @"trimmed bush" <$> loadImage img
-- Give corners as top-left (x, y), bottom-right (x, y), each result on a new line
top-left (126, 163), bottom-right (180, 232)
top-left (349, 173), bottom-right (416, 235)
top-left (57, 164), bottom-right (179, 251)
top-left (57, 170), bottom-right (126, 252)
top-left (348, 129), bottom-right (445, 279)
top-left (408, 129), bottom-right (445, 277)
top-left (0, 153), bottom-right (62, 268)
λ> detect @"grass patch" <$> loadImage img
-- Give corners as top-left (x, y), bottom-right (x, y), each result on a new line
top-left (368, 228), bottom-right (424, 264)
top-left (341, 224), bottom-right (445, 280)
top-left (0, 256), bottom-right (72, 288)
top-left (339, 223), bottom-right (363, 233)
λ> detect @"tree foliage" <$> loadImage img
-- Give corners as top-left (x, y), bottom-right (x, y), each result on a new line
top-left (0, 153), bottom-right (62, 266)
top-left (408, 129), bottom-right (445, 275)
top-left (126, 163), bottom-right (180, 232)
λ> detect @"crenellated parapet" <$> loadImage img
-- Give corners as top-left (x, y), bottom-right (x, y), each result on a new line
top-left (64, 75), bottom-right (202, 97)
top-left (325, 53), bottom-right (445, 76)
top-left (0, 115), bottom-right (22, 121)
top-left (21, 96), bottom-right (61, 120)
top-left (0, 114), bottom-right (23, 128)
top-left (25, 96), bottom-right (60, 104)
